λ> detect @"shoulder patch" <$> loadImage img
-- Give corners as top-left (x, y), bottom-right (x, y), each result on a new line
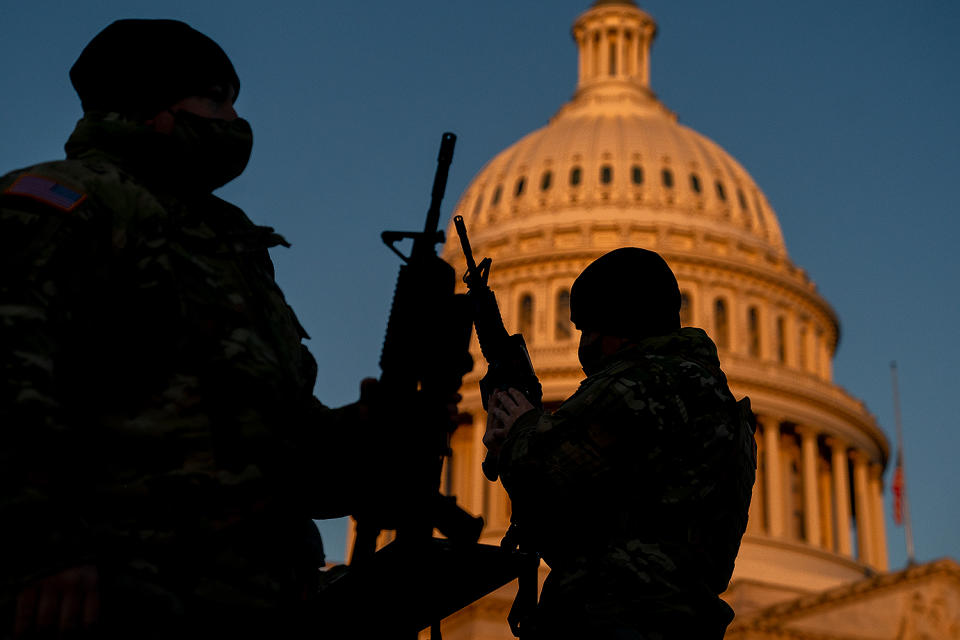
top-left (3, 174), bottom-right (86, 212)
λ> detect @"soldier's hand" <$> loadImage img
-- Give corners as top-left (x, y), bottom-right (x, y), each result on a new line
top-left (484, 389), bottom-right (535, 455)
top-left (14, 564), bottom-right (100, 637)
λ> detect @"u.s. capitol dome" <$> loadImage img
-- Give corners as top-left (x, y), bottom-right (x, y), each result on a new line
top-left (434, 0), bottom-right (894, 631)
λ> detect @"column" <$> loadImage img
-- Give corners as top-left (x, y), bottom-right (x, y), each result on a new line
top-left (827, 437), bottom-right (852, 556)
top-left (487, 481), bottom-right (507, 535)
top-left (746, 429), bottom-right (764, 535)
top-left (820, 333), bottom-right (833, 380)
top-left (640, 24), bottom-right (652, 87)
top-left (588, 29), bottom-right (599, 79)
top-left (470, 413), bottom-right (486, 515)
top-left (818, 457), bottom-right (835, 550)
top-left (811, 330), bottom-right (821, 377)
top-left (851, 450), bottom-right (875, 565)
top-left (576, 32), bottom-right (586, 85)
top-left (624, 30), bottom-right (635, 76)
top-left (779, 435), bottom-right (797, 539)
top-left (597, 29), bottom-right (605, 77)
top-left (870, 462), bottom-right (889, 571)
top-left (615, 29), bottom-right (625, 78)
top-left (797, 426), bottom-right (821, 547)
top-left (762, 417), bottom-right (784, 538)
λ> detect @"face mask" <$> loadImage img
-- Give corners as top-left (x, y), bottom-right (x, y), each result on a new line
top-left (162, 110), bottom-right (253, 192)
top-left (578, 330), bottom-right (604, 376)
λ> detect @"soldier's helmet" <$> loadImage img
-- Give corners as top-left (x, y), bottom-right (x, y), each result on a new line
top-left (70, 19), bottom-right (240, 118)
top-left (570, 247), bottom-right (681, 339)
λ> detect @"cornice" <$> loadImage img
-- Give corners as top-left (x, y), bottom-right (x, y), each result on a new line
top-left (728, 366), bottom-right (888, 462)
top-left (738, 534), bottom-right (872, 574)
top-left (732, 558), bottom-right (960, 633)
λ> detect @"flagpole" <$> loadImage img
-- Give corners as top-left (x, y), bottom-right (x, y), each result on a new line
top-left (890, 361), bottom-right (916, 566)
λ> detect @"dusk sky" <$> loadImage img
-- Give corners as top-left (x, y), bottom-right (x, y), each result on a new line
top-left (2, 1), bottom-right (957, 569)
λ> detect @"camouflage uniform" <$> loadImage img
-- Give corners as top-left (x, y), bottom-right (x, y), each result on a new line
top-left (498, 328), bottom-right (756, 639)
top-left (0, 114), bottom-right (363, 636)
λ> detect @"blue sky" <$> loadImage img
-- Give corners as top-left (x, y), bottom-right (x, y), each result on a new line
top-left (2, 1), bottom-right (957, 568)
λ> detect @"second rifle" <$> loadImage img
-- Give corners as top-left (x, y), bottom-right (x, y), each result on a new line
top-left (453, 215), bottom-right (543, 481)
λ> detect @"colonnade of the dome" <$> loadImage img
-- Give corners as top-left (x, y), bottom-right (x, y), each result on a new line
top-left (436, 241), bottom-right (889, 584)
top-left (748, 418), bottom-right (888, 571)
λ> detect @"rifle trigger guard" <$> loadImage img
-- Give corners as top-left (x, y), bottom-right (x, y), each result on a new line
top-left (478, 257), bottom-right (491, 286)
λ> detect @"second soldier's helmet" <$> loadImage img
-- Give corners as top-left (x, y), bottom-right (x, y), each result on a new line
top-left (570, 247), bottom-right (681, 339)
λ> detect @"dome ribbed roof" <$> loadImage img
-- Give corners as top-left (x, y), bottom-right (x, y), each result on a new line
top-left (449, 0), bottom-right (787, 257)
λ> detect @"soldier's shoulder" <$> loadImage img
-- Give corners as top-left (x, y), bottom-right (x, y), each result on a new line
top-left (0, 159), bottom-right (97, 217)
top-left (2, 157), bottom-right (168, 231)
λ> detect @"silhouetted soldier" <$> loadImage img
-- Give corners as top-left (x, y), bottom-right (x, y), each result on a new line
top-left (485, 248), bottom-right (757, 639)
top-left (0, 19), bottom-right (379, 638)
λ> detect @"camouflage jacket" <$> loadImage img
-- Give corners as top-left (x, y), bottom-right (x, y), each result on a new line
top-left (498, 328), bottom-right (756, 635)
top-left (0, 115), bottom-right (363, 628)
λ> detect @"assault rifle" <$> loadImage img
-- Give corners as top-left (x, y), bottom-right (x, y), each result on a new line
top-left (352, 132), bottom-right (481, 561)
top-left (454, 215), bottom-right (543, 636)
top-left (453, 215), bottom-right (543, 481)
top-left (325, 134), bottom-right (530, 639)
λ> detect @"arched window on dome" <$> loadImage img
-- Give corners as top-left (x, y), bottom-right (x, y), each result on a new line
top-left (715, 180), bottom-right (727, 201)
top-left (748, 306), bottom-right (761, 358)
top-left (632, 165), bottom-right (643, 185)
top-left (776, 316), bottom-right (787, 363)
top-left (570, 166), bottom-right (582, 186)
top-left (814, 327), bottom-right (823, 375)
top-left (798, 324), bottom-right (808, 370)
top-left (662, 168), bottom-right (674, 188)
top-left (713, 298), bottom-right (729, 350)
top-left (690, 173), bottom-right (702, 194)
top-left (515, 177), bottom-right (526, 198)
top-left (555, 289), bottom-right (572, 341)
top-left (519, 293), bottom-right (535, 344)
top-left (738, 189), bottom-right (752, 228)
top-left (472, 192), bottom-right (484, 217)
top-left (680, 292), bottom-right (693, 327)
top-left (600, 165), bottom-right (613, 184)
top-left (541, 170), bottom-right (552, 191)
top-left (492, 185), bottom-right (502, 206)
top-left (753, 192), bottom-right (767, 232)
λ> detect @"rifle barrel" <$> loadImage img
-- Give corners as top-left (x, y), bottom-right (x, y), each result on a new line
top-left (454, 215), bottom-right (478, 274)
top-left (422, 132), bottom-right (457, 237)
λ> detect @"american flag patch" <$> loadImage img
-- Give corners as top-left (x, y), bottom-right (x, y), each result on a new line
top-left (3, 174), bottom-right (86, 212)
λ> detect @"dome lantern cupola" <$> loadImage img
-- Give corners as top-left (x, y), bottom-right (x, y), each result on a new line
top-left (573, 0), bottom-right (657, 98)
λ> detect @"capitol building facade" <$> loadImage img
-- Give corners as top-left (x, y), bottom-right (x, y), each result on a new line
top-left (398, 1), bottom-right (960, 637)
